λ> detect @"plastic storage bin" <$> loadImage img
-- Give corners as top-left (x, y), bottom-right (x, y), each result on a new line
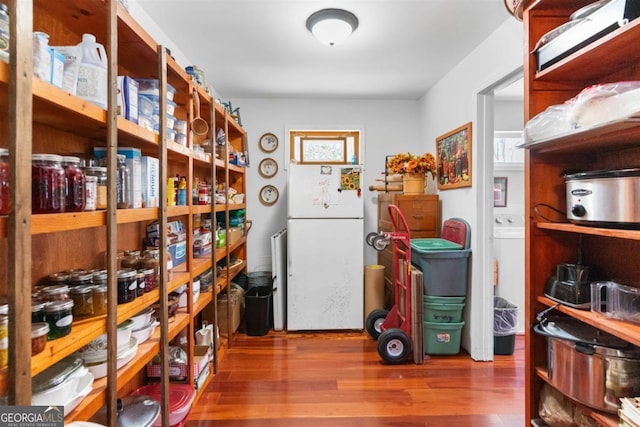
top-left (423, 321), bottom-right (465, 355)
top-left (494, 296), bottom-right (518, 355)
top-left (245, 286), bottom-right (272, 336)
top-left (423, 300), bottom-right (465, 323)
top-left (410, 239), bottom-right (471, 296)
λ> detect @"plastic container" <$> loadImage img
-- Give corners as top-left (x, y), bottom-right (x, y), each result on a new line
top-left (423, 301), bottom-right (465, 323)
top-left (131, 383), bottom-right (195, 427)
top-left (423, 295), bottom-right (465, 305)
top-left (245, 286), bottom-right (272, 336)
top-left (0, 148), bottom-right (8, 215)
top-left (33, 31), bottom-right (51, 82)
top-left (591, 280), bottom-right (640, 324)
top-left (76, 34), bottom-right (108, 109)
top-left (247, 271), bottom-right (272, 288)
top-left (90, 395), bottom-right (160, 427)
top-left (410, 241), bottom-right (471, 297)
top-left (423, 321), bottom-right (465, 355)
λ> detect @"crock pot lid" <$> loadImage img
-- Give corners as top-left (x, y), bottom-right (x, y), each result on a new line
top-left (32, 356), bottom-right (84, 394)
top-left (565, 167), bottom-right (640, 180)
top-left (90, 395), bottom-right (160, 427)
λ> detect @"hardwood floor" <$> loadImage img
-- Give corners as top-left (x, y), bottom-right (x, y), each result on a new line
top-left (186, 331), bottom-right (524, 426)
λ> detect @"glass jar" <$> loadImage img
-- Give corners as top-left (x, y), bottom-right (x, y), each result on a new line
top-left (40, 285), bottom-right (70, 302)
top-left (139, 267), bottom-right (156, 293)
top-left (92, 285), bottom-right (107, 316)
top-left (121, 250), bottom-right (141, 270)
top-left (62, 155), bottom-right (86, 212)
top-left (117, 269), bottom-right (137, 304)
top-left (47, 272), bottom-right (70, 286)
top-left (0, 315), bottom-right (6, 369)
top-left (116, 154), bottom-right (131, 209)
top-left (135, 271), bottom-right (145, 297)
top-left (0, 2), bottom-right (9, 63)
top-left (92, 269), bottom-right (107, 286)
top-left (32, 154), bottom-right (65, 214)
top-left (32, 300), bottom-right (47, 323)
top-left (84, 175), bottom-right (97, 211)
top-left (44, 299), bottom-right (74, 340)
top-left (69, 272), bottom-right (93, 288)
top-left (69, 285), bottom-right (94, 320)
top-left (85, 166), bottom-right (107, 209)
top-left (31, 323), bottom-right (49, 356)
top-left (0, 148), bottom-right (8, 215)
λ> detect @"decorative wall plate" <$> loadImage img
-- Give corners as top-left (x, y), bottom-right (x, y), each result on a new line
top-left (259, 132), bottom-right (278, 153)
top-left (258, 157), bottom-right (278, 178)
top-left (259, 184), bottom-right (279, 206)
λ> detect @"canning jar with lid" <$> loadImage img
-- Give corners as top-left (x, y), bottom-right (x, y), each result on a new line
top-left (116, 154), bottom-right (131, 208)
top-left (117, 269), bottom-right (138, 304)
top-left (47, 272), bottom-right (70, 286)
top-left (139, 267), bottom-right (156, 293)
top-left (92, 270), bottom-right (107, 286)
top-left (31, 323), bottom-right (49, 356)
top-left (62, 155), bottom-right (86, 212)
top-left (32, 154), bottom-right (65, 214)
top-left (44, 299), bottom-right (73, 340)
top-left (69, 272), bottom-right (93, 288)
top-left (84, 166), bottom-right (107, 209)
top-left (0, 148), bottom-right (8, 215)
top-left (84, 175), bottom-right (97, 211)
top-left (0, 315), bottom-right (6, 369)
top-left (32, 300), bottom-right (47, 323)
top-left (121, 250), bottom-right (141, 270)
top-left (40, 285), bottom-right (70, 302)
top-left (70, 285), bottom-right (94, 319)
top-left (92, 285), bottom-right (107, 316)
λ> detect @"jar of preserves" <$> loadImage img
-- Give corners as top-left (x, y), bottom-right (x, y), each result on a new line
top-left (69, 272), bottom-right (93, 288)
top-left (32, 154), bottom-right (65, 214)
top-left (69, 285), bottom-right (94, 319)
top-left (135, 271), bottom-right (145, 297)
top-left (44, 299), bottom-right (73, 340)
top-left (31, 323), bottom-right (49, 356)
top-left (84, 166), bottom-right (107, 209)
top-left (92, 270), bottom-right (107, 286)
top-left (32, 300), bottom-right (47, 323)
top-left (117, 269), bottom-right (137, 304)
top-left (47, 272), bottom-right (70, 286)
top-left (141, 249), bottom-right (160, 285)
top-left (0, 315), bottom-right (6, 369)
top-left (92, 285), bottom-right (107, 316)
top-left (139, 267), bottom-right (156, 293)
top-left (0, 148), bottom-right (8, 215)
top-left (116, 154), bottom-right (131, 209)
top-left (62, 155), bottom-right (86, 212)
top-left (121, 250), bottom-right (141, 270)
top-left (84, 175), bottom-right (97, 211)
top-left (40, 285), bottom-right (70, 302)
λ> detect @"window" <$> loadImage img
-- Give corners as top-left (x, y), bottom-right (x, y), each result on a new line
top-left (289, 130), bottom-right (360, 164)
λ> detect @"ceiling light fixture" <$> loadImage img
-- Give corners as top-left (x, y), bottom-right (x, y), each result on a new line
top-left (306, 8), bottom-right (359, 46)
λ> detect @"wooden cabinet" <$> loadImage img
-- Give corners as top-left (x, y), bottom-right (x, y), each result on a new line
top-left (376, 194), bottom-right (440, 308)
top-left (522, 2), bottom-right (640, 425)
top-left (0, 0), bottom-right (247, 422)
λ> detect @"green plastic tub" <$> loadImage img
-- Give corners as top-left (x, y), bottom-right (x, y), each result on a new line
top-left (423, 302), bottom-right (465, 323)
top-left (423, 321), bottom-right (465, 355)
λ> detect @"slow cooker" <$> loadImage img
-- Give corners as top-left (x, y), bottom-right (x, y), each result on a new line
top-left (565, 168), bottom-right (640, 226)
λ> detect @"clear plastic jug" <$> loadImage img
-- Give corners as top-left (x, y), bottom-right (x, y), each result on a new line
top-left (75, 33), bottom-right (108, 109)
top-left (591, 281), bottom-right (640, 325)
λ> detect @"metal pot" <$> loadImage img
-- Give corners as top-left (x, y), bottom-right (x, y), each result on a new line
top-left (565, 168), bottom-right (640, 227)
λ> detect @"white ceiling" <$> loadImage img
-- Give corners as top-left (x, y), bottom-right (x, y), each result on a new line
top-left (136, 0), bottom-right (511, 100)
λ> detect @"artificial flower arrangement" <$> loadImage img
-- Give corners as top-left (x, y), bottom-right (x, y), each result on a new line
top-left (386, 152), bottom-right (437, 176)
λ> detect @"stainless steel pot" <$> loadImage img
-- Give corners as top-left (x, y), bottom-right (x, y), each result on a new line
top-left (535, 316), bottom-right (640, 413)
top-left (565, 168), bottom-right (640, 226)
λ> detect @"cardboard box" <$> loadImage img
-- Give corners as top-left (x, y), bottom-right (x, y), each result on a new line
top-left (169, 241), bottom-right (187, 268)
top-left (140, 156), bottom-right (159, 208)
top-left (227, 227), bottom-right (242, 246)
top-left (147, 345), bottom-right (211, 379)
top-left (49, 48), bottom-right (65, 88)
top-left (217, 285), bottom-right (245, 335)
top-left (117, 76), bottom-right (139, 123)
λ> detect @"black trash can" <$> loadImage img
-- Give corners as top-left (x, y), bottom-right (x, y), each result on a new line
top-left (245, 286), bottom-right (272, 336)
top-left (494, 296), bottom-right (518, 355)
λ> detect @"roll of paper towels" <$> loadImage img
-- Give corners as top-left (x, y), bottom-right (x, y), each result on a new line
top-left (364, 264), bottom-right (385, 320)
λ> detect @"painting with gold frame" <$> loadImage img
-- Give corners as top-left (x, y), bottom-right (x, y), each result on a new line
top-left (435, 122), bottom-right (472, 190)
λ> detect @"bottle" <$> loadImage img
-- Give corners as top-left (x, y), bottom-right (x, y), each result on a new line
top-left (116, 154), bottom-right (131, 208)
top-left (75, 34), bottom-right (108, 109)
top-left (177, 176), bottom-right (187, 206)
top-left (0, 2), bottom-right (9, 63)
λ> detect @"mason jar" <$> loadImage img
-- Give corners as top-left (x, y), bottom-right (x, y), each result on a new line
top-left (62, 155), bottom-right (86, 212)
top-left (32, 154), bottom-right (65, 214)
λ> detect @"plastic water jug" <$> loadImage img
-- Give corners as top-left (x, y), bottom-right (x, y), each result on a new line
top-left (75, 33), bottom-right (108, 109)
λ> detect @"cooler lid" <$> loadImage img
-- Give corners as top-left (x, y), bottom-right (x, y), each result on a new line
top-left (32, 356), bottom-right (84, 394)
top-left (410, 238), bottom-right (462, 251)
top-left (132, 383), bottom-right (196, 417)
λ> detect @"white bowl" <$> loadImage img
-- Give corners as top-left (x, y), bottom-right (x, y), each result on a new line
top-left (85, 337), bottom-right (139, 379)
top-left (131, 321), bottom-right (159, 344)
top-left (78, 320), bottom-right (135, 360)
top-left (63, 370), bottom-right (94, 415)
top-left (129, 306), bottom-right (155, 331)
top-left (32, 366), bottom-right (88, 407)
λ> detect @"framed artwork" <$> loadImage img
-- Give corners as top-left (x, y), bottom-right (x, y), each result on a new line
top-left (436, 122), bottom-right (472, 190)
top-left (494, 176), bottom-right (508, 207)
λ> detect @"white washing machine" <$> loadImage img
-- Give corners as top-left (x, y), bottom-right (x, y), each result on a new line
top-left (493, 213), bottom-right (525, 334)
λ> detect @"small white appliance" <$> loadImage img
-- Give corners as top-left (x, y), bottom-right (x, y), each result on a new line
top-left (287, 164), bottom-right (364, 331)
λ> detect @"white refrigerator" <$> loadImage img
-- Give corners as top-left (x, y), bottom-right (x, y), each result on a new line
top-left (287, 164), bottom-right (364, 331)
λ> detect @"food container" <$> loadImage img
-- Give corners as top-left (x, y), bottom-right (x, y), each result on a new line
top-left (129, 306), bottom-right (155, 330)
top-left (31, 322), bottom-right (49, 355)
top-left (82, 337), bottom-right (139, 379)
top-left (40, 284), bottom-right (70, 302)
top-left (32, 356), bottom-right (85, 406)
top-left (92, 285), bottom-right (107, 316)
top-left (31, 300), bottom-right (47, 323)
top-left (44, 299), bottom-right (74, 340)
top-left (131, 383), bottom-right (196, 427)
top-left (70, 285), bottom-right (94, 319)
top-left (117, 268), bottom-right (138, 304)
top-left (90, 394), bottom-right (160, 427)
top-left (591, 280), bottom-right (640, 324)
top-left (131, 321), bottom-right (159, 344)
top-left (32, 154), bottom-right (65, 214)
top-left (535, 315), bottom-right (640, 413)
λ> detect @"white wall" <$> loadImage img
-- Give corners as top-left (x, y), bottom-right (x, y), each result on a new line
top-left (230, 98), bottom-right (421, 272)
top-left (418, 18), bottom-right (523, 360)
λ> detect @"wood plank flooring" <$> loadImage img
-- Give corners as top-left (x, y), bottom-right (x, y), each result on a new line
top-left (186, 332), bottom-right (524, 427)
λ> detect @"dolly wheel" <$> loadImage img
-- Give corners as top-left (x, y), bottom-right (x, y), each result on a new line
top-left (377, 328), bottom-right (411, 364)
top-left (371, 235), bottom-right (389, 251)
top-left (365, 232), bottom-right (379, 247)
top-left (365, 308), bottom-right (389, 340)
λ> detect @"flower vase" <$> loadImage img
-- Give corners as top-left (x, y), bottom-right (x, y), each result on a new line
top-left (425, 171), bottom-right (437, 194)
top-left (402, 172), bottom-right (425, 195)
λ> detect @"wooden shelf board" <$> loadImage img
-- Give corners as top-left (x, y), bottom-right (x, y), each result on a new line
top-left (192, 257), bottom-right (213, 277)
top-left (192, 291), bottom-right (213, 318)
top-left (192, 151), bottom-right (213, 166)
top-left (192, 205), bottom-right (214, 215)
top-left (167, 205), bottom-right (190, 217)
top-left (537, 221), bottom-right (640, 241)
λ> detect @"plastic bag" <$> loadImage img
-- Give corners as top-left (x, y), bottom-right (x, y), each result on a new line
top-left (539, 383), bottom-right (576, 427)
top-left (570, 81), bottom-right (640, 129)
top-left (494, 296), bottom-right (518, 336)
top-left (524, 103), bottom-right (574, 143)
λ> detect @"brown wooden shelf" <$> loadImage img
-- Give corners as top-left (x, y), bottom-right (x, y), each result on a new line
top-left (537, 221), bottom-right (640, 241)
top-left (192, 291), bottom-right (213, 318)
top-left (167, 205), bottom-right (190, 217)
top-left (192, 204), bottom-right (214, 215)
top-left (192, 257), bottom-right (213, 278)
